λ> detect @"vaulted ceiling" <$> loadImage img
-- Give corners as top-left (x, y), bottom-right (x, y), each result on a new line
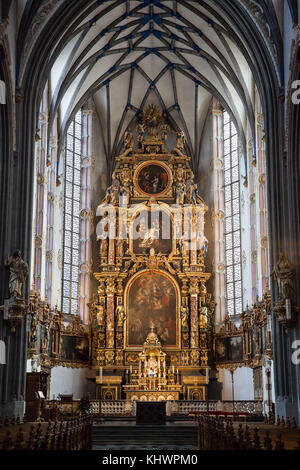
top-left (15, 0), bottom-right (287, 174)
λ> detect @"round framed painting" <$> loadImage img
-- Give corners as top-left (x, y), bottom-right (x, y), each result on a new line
top-left (134, 161), bottom-right (172, 196)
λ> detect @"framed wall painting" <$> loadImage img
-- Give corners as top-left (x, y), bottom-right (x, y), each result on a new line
top-left (125, 270), bottom-right (180, 349)
top-left (59, 335), bottom-right (89, 363)
top-left (134, 161), bottom-right (172, 197)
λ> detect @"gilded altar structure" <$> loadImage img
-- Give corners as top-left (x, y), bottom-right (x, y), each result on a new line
top-left (90, 105), bottom-right (215, 401)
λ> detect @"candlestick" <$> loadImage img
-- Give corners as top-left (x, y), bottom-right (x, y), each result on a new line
top-left (286, 298), bottom-right (291, 321)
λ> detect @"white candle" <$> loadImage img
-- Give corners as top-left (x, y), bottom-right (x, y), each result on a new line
top-left (206, 368), bottom-right (209, 385)
top-left (172, 366), bottom-right (175, 373)
top-left (130, 365), bottom-right (132, 374)
top-left (267, 314), bottom-right (272, 332)
top-left (99, 366), bottom-right (103, 384)
top-left (286, 299), bottom-right (291, 321)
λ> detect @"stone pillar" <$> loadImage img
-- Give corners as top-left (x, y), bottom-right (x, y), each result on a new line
top-left (0, 43), bottom-right (27, 419)
top-left (211, 101), bottom-right (226, 324)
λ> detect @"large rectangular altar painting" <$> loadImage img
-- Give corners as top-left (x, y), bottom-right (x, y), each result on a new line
top-left (126, 271), bottom-right (179, 348)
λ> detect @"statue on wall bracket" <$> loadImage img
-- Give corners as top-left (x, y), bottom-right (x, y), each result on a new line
top-left (0, 250), bottom-right (29, 332)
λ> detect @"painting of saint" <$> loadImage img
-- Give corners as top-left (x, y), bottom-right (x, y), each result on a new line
top-left (60, 335), bottom-right (89, 362)
top-left (215, 339), bottom-right (226, 361)
top-left (127, 272), bottom-right (178, 347)
top-left (132, 209), bottom-right (173, 254)
top-left (228, 336), bottom-right (243, 361)
top-left (136, 163), bottom-right (170, 195)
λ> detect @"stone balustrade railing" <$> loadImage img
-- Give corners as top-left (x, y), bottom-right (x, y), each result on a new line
top-left (89, 400), bottom-right (263, 417)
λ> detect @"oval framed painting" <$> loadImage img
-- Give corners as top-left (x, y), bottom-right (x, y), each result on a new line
top-left (134, 161), bottom-right (172, 197)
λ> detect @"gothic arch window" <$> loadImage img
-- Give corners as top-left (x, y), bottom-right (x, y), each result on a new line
top-left (62, 109), bottom-right (91, 320)
top-left (223, 110), bottom-right (242, 316)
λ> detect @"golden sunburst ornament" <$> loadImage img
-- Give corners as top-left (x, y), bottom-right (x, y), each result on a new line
top-left (141, 104), bottom-right (163, 138)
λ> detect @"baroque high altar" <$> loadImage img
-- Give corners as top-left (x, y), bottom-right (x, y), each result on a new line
top-left (89, 105), bottom-right (215, 402)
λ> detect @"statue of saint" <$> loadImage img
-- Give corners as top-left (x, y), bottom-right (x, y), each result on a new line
top-left (199, 306), bottom-right (208, 329)
top-left (181, 303), bottom-right (189, 329)
top-left (175, 181), bottom-right (186, 204)
top-left (176, 129), bottom-right (185, 149)
top-left (5, 250), bottom-right (28, 298)
top-left (106, 172), bottom-right (120, 205)
top-left (96, 300), bottom-right (106, 327)
top-left (124, 131), bottom-right (134, 150)
top-left (116, 304), bottom-right (126, 328)
top-left (185, 175), bottom-right (197, 204)
top-left (273, 253), bottom-right (294, 300)
top-left (200, 236), bottom-right (209, 257)
top-left (100, 238), bottom-right (108, 258)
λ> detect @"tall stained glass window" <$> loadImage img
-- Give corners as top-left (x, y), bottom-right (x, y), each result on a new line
top-left (62, 110), bottom-right (82, 315)
top-left (223, 110), bottom-right (242, 315)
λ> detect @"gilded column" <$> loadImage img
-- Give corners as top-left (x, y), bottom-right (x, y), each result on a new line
top-left (190, 279), bottom-right (199, 348)
top-left (115, 278), bottom-right (125, 351)
top-left (106, 278), bottom-right (115, 349)
top-left (190, 206), bottom-right (197, 266)
top-left (108, 220), bottom-right (116, 265)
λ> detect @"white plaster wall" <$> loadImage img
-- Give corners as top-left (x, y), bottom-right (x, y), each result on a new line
top-left (217, 367), bottom-right (254, 401)
top-left (49, 366), bottom-right (94, 399)
top-left (89, 108), bottom-right (108, 299)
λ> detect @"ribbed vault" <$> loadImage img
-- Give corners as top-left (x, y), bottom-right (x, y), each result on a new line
top-left (17, 0), bottom-right (283, 178)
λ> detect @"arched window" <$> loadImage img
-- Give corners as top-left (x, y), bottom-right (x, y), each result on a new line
top-left (62, 110), bottom-right (82, 315)
top-left (61, 109), bottom-right (92, 321)
top-left (223, 110), bottom-right (242, 316)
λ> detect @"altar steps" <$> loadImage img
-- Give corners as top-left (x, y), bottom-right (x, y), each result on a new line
top-left (92, 424), bottom-right (198, 450)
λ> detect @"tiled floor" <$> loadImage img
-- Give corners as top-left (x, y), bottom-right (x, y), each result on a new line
top-left (92, 421), bottom-right (199, 450)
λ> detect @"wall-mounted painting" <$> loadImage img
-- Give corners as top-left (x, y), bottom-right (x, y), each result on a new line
top-left (48, 327), bottom-right (60, 358)
top-left (228, 336), bottom-right (243, 361)
top-left (134, 162), bottom-right (172, 196)
top-left (126, 271), bottom-right (179, 348)
top-left (130, 208), bottom-right (173, 255)
top-left (215, 338), bottom-right (227, 362)
top-left (59, 335), bottom-right (89, 363)
top-left (215, 335), bottom-right (244, 363)
top-left (253, 367), bottom-right (263, 400)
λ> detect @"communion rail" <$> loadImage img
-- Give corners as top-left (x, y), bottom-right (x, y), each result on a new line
top-left (89, 400), bottom-right (263, 417)
top-left (197, 414), bottom-right (300, 450)
top-left (0, 415), bottom-right (93, 450)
